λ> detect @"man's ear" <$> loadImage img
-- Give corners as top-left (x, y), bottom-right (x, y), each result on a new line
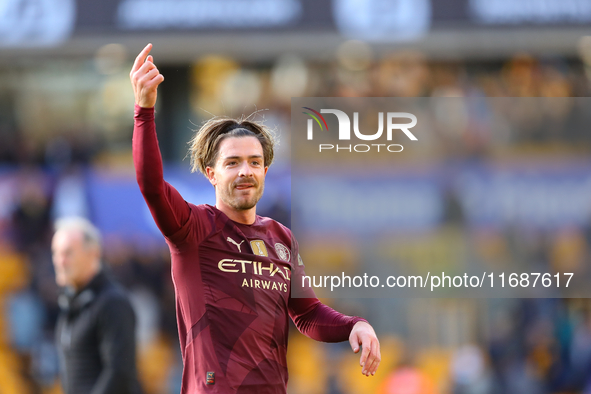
top-left (264, 166), bottom-right (268, 176)
top-left (205, 167), bottom-right (217, 186)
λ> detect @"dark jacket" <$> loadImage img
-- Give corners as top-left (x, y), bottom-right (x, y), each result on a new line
top-left (56, 271), bottom-right (143, 394)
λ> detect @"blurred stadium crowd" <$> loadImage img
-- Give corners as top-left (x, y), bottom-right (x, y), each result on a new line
top-left (3, 1), bottom-right (591, 392)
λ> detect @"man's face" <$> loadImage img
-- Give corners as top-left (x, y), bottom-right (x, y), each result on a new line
top-left (51, 230), bottom-right (98, 288)
top-left (207, 136), bottom-right (268, 212)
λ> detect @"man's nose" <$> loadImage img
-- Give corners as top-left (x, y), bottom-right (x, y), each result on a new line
top-left (238, 161), bottom-right (253, 177)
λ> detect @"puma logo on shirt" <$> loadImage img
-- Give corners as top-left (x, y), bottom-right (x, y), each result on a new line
top-left (226, 236), bottom-right (244, 252)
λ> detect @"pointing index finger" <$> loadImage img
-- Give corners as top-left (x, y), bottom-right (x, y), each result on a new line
top-left (132, 43), bottom-right (153, 73)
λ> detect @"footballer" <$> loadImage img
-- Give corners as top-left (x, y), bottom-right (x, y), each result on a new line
top-left (130, 43), bottom-right (380, 393)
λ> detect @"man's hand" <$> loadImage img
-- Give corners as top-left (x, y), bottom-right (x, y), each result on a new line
top-left (349, 321), bottom-right (381, 376)
top-left (130, 43), bottom-right (164, 108)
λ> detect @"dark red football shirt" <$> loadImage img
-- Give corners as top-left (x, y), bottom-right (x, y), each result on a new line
top-left (133, 106), bottom-right (365, 393)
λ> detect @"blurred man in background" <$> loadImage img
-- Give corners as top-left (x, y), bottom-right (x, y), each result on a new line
top-left (52, 217), bottom-right (143, 394)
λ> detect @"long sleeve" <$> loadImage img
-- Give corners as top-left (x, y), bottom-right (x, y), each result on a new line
top-left (133, 105), bottom-right (191, 238)
top-left (288, 296), bottom-right (367, 342)
top-left (287, 235), bottom-right (367, 342)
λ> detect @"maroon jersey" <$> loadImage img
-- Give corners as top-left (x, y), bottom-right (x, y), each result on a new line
top-left (133, 106), bottom-right (364, 393)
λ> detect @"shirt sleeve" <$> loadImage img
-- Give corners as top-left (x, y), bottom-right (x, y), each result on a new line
top-left (288, 297), bottom-right (367, 343)
top-left (90, 295), bottom-right (140, 394)
top-left (133, 105), bottom-right (192, 241)
top-left (287, 236), bottom-right (367, 342)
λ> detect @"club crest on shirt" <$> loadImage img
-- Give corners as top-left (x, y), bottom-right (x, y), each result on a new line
top-left (275, 243), bottom-right (290, 262)
top-left (250, 240), bottom-right (268, 257)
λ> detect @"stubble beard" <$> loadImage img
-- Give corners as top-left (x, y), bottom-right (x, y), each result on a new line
top-left (222, 181), bottom-right (265, 211)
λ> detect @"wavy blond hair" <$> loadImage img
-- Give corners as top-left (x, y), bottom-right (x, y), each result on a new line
top-left (188, 116), bottom-right (276, 175)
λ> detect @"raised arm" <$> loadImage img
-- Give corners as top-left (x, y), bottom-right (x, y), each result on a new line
top-left (130, 44), bottom-right (191, 238)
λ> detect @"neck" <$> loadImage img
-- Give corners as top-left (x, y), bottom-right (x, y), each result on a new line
top-left (74, 265), bottom-right (101, 291)
top-left (216, 200), bottom-right (256, 225)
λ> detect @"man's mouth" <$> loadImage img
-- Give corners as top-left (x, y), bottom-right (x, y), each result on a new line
top-left (235, 183), bottom-right (254, 190)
